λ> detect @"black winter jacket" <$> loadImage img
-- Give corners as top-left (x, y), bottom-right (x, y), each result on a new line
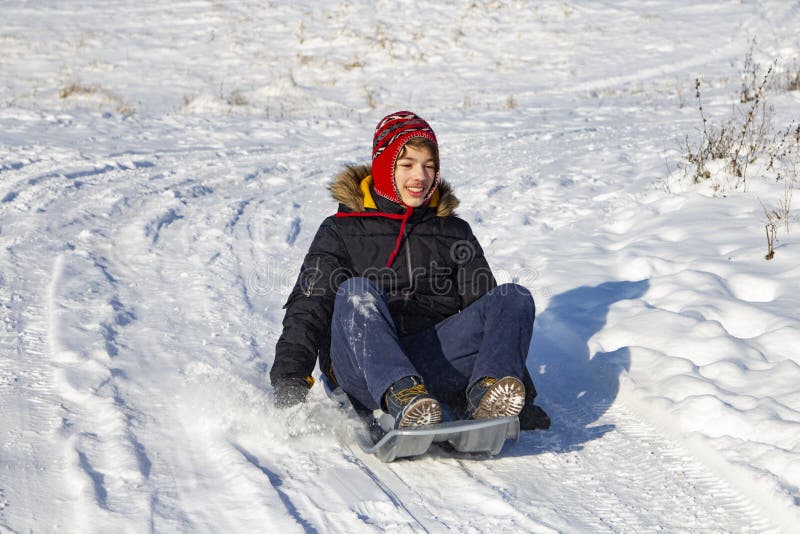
top-left (270, 165), bottom-right (539, 408)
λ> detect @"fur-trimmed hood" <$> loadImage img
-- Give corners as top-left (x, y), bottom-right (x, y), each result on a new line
top-left (328, 164), bottom-right (459, 217)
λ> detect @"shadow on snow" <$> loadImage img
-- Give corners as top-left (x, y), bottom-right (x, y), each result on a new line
top-left (510, 279), bottom-right (650, 456)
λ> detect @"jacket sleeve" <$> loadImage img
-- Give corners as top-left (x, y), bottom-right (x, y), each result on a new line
top-left (456, 222), bottom-right (497, 309)
top-left (270, 218), bottom-right (351, 385)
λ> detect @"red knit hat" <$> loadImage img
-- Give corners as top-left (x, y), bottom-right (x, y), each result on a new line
top-left (371, 111), bottom-right (439, 205)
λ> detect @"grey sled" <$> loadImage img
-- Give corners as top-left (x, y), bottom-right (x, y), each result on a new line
top-left (360, 416), bottom-right (521, 462)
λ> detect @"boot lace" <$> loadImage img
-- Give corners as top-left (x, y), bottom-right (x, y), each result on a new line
top-left (392, 383), bottom-right (428, 405)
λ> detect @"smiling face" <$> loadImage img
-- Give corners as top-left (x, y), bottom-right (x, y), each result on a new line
top-left (393, 142), bottom-right (436, 207)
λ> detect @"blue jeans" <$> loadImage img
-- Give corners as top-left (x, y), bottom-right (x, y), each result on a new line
top-left (329, 277), bottom-right (534, 411)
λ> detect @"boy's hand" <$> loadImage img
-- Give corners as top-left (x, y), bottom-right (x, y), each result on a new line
top-left (273, 377), bottom-right (310, 408)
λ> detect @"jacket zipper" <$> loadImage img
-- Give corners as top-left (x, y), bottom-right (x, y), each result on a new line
top-left (303, 257), bottom-right (320, 297)
top-left (403, 226), bottom-right (413, 301)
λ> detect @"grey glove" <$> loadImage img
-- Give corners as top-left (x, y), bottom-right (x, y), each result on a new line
top-left (273, 377), bottom-right (310, 408)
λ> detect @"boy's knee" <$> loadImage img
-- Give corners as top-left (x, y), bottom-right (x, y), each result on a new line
top-left (335, 277), bottom-right (381, 305)
top-left (493, 283), bottom-right (535, 312)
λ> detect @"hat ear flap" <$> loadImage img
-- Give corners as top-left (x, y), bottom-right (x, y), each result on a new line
top-left (371, 111), bottom-right (438, 205)
top-left (423, 170), bottom-right (440, 204)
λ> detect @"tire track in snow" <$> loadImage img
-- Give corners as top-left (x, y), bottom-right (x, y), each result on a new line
top-left (0, 153), bottom-right (164, 529)
top-left (0, 151), bottom-right (191, 531)
top-left (0, 252), bottom-right (75, 529)
top-left (46, 250), bottom-right (155, 529)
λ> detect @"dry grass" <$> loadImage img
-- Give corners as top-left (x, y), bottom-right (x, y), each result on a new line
top-left (363, 86), bottom-right (377, 109)
top-left (226, 89), bottom-right (249, 107)
top-left (344, 58), bottom-right (365, 71)
top-left (682, 50), bottom-right (778, 191)
top-left (59, 82), bottom-right (102, 99)
top-left (59, 81), bottom-right (135, 115)
top-left (741, 38), bottom-right (800, 97)
top-left (782, 60), bottom-right (800, 92)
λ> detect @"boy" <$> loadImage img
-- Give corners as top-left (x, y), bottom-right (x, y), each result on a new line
top-left (271, 111), bottom-right (549, 431)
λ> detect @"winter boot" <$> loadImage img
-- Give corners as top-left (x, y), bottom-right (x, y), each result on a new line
top-left (466, 376), bottom-right (526, 419)
top-left (383, 376), bottom-right (442, 429)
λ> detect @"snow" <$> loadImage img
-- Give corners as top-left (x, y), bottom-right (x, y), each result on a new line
top-left (1, 0), bottom-right (800, 531)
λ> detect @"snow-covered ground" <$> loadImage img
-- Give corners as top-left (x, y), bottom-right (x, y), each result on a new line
top-left (2, 1), bottom-right (800, 531)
